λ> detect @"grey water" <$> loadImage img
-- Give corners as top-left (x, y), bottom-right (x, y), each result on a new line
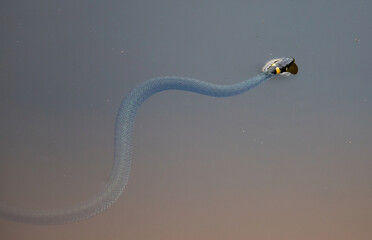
top-left (1, 0), bottom-right (371, 239)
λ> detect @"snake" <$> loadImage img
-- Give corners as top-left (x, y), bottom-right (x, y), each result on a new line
top-left (0, 58), bottom-right (298, 224)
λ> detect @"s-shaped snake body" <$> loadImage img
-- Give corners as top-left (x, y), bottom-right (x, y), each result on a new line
top-left (0, 58), bottom-right (298, 224)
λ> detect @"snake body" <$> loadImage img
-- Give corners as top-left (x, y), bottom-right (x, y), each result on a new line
top-left (0, 58), bottom-right (297, 224)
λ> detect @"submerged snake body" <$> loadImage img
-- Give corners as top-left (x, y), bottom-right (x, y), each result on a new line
top-left (0, 58), bottom-right (297, 224)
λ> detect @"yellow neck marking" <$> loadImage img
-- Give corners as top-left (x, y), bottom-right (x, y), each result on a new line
top-left (275, 67), bottom-right (281, 74)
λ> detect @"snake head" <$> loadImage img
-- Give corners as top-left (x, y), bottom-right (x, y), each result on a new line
top-left (262, 57), bottom-right (298, 75)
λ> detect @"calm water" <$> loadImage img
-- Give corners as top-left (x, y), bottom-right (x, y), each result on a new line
top-left (1, 0), bottom-right (371, 239)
